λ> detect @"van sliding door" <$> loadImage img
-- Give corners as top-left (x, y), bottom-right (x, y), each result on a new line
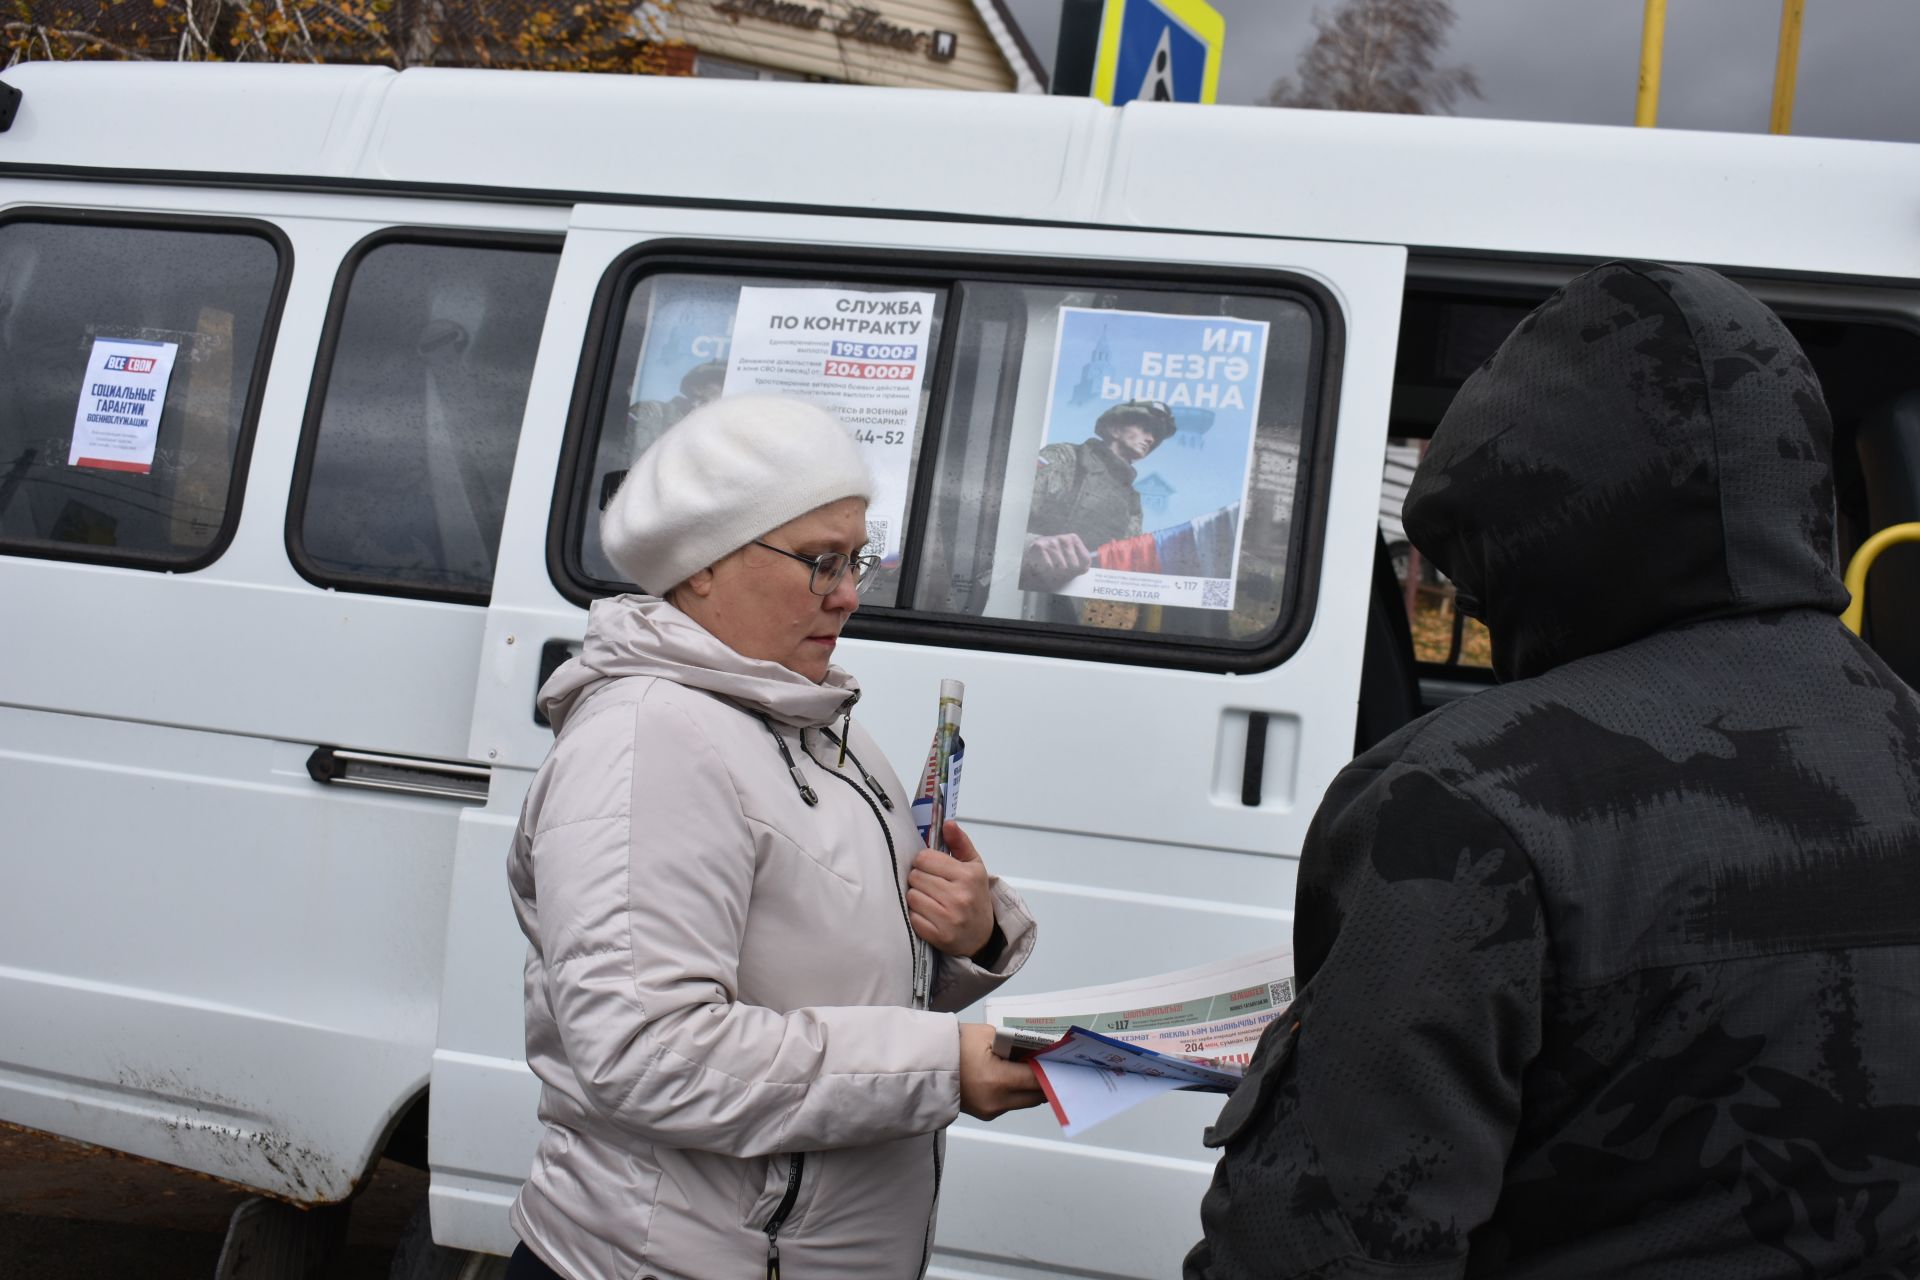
top-left (431, 202), bottom-right (1404, 1277)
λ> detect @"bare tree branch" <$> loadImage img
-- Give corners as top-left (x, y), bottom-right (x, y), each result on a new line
top-left (1266, 0), bottom-right (1481, 115)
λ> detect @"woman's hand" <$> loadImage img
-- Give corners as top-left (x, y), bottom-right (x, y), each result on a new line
top-left (908, 821), bottom-right (995, 959)
top-left (957, 1022), bottom-right (1046, 1120)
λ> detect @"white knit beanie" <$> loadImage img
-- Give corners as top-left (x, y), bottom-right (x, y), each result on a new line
top-left (601, 394), bottom-right (875, 594)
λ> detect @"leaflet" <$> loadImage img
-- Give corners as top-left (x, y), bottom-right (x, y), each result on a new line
top-left (984, 944), bottom-right (1295, 1136)
top-left (1031, 1055), bottom-right (1188, 1139)
top-left (722, 286), bottom-right (934, 566)
top-left (987, 943), bottom-right (1295, 1063)
top-left (69, 338), bottom-right (180, 474)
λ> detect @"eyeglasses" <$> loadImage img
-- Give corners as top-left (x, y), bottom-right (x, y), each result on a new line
top-left (751, 541), bottom-right (882, 596)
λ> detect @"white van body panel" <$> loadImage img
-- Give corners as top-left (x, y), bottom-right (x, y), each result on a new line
top-left (1111, 108), bottom-right (1920, 280)
top-left (0, 182), bottom-right (564, 1200)
top-left (3, 61), bottom-right (1915, 278)
top-left (0, 59), bottom-right (1913, 1279)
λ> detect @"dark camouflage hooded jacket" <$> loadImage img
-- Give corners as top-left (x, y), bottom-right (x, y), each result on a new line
top-left (1189, 261), bottom-right (1920, 1279)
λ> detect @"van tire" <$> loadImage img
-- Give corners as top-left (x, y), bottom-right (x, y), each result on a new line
top-left (214, 1196), bottom-right (349, 1279)
top-left (389, 1201), bottom-right (509, 1280)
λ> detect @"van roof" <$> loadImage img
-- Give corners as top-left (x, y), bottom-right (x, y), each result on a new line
top-left (3, 62), bottom-right (1915, 281)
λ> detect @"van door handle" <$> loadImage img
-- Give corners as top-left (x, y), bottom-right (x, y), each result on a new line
top-left (1242, 712), bottom-right (1269, 807)
top-left (305, 747), bottom-right (490, 803)
top-left (1215, 709), bottom-right (1295, 810)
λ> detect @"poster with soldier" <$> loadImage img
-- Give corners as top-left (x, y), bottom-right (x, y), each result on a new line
top-left (1021, 307), bottom-right (1268, 611)
top-left (624, 277), bottom-right (736, 463)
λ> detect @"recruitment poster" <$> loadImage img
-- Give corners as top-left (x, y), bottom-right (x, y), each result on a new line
top-left (622, 279), bottom-right (737, 464)
top-left (68, 337), bottom-right (180, 474)
top-left (1026, 307), bottom-right (1268, 611)
top-left (723, 286), bottom-right (935, 565)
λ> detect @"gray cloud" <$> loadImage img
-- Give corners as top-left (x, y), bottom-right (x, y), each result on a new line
top-left (999, 0), bottom-right (1920, 143)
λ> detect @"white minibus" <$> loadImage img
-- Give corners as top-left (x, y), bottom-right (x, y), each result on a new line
top-left (2, 60), bottom-right (1917, 1279)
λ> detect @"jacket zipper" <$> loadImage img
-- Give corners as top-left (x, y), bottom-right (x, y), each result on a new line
top-left (918, 1133), bottom-right (944, 1278)
top-left (816, 748), bottom-right (928, 1006)
top-left (762, 1152), bottom-right (804, 1280)
top-left (817, 736), bottom-right (944, 1274)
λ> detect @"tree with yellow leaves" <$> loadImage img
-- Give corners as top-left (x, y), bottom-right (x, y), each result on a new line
top-left (4, 0), bottom-right (688, 74)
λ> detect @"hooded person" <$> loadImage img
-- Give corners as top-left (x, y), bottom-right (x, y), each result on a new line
top-left (505, 394), bottom-right (1043, 1280)
top-left (1187, 262), bottom-right (1920, 1278)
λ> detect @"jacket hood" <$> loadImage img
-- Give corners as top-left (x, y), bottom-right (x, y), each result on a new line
top-left (539, 595), bottom-right (861, 733)
top-left (1403, 260), bottom-right (1847, 682)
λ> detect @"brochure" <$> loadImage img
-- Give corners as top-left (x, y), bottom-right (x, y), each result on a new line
top-left (983, 944), bottom-right (1295, 1137)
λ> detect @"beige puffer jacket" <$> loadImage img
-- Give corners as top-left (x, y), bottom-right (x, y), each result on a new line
top-left (506, 596), bottom-right (1036, 1280)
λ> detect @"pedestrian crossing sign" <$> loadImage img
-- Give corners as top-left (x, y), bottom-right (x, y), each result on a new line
top-left (1090, 0), bottom-right (1224, 106)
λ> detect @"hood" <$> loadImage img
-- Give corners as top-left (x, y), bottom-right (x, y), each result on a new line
top-left (1403, 260), bottom-right (1847, 683)
top-left (539, 595), bottom-right (861, 733)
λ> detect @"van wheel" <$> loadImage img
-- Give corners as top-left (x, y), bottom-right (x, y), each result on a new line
top-left (214, 1196), bottom-right (349, 1279)
top-left (389, 1202), bottom-right (508, 1280)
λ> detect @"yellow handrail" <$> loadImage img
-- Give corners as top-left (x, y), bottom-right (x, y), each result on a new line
top-left (1841, 521), bottom-right (1920, 635)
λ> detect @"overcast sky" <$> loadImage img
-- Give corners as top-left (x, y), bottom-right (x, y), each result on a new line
top-left (1000, 0), bottom-right (1920, 144)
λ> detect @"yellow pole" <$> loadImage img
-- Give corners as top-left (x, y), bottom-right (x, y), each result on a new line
top-left (1635, 0), bottom-right (1666, 127)
top-left (1770, 0), bottom-right (1806, 135)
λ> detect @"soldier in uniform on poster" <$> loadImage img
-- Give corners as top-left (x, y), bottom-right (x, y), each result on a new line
top-left (1020, 398), bottom-right (1176, 592)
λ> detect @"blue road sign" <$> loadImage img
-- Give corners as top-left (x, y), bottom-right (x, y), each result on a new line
top-left (1091, 0), bottom-right (1223, 105)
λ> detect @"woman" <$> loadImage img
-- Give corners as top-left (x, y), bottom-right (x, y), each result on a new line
top-left (505, 394), bottom-right (1044, 1280)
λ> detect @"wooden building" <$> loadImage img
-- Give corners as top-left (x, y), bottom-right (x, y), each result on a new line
top-left (665, 0), bottom-right (1046, 93)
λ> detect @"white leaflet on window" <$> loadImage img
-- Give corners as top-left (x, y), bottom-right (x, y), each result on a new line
top-left (722, 286), bottom-right (936, 566)
top-left (69, 338), bottom-right (180, 475)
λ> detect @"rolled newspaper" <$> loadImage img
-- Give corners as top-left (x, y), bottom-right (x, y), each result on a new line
top-left (912, 679), bottom-right (965, 852)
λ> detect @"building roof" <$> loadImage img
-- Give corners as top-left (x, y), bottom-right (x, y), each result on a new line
top-left (0, 62), bottom-right (1915, 281)
top-left (970, 0), bottom-right (1046, 93)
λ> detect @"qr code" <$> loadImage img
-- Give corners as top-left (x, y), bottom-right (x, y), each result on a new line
top-left (865, 519), bottom-right (889, 555)
top-left (1202, 580), bottom-right (1231, 608)
top-left (1269, 977), bottom-right (1296, 1006)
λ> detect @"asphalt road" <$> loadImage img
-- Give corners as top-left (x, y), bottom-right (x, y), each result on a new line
top-left (0, 1124), bottom-right (427, 1279)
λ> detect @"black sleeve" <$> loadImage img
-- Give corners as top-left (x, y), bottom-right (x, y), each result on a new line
top-left (1188, 761), bottom-right (1547, 1280)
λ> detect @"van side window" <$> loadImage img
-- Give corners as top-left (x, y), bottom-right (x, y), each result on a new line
top-left (560, 255), bottom-right (1334, 665)
top-left (1384, 290), bottom-right (1528, 673)
top-left (572, 271), bottom-right (947, 608)
top-left (290, 236), bottom-right (560, 601)
top-left (1382, 436), bottom-right (1491, 669)
top-left (0, 217), bottom-right (285, 568)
